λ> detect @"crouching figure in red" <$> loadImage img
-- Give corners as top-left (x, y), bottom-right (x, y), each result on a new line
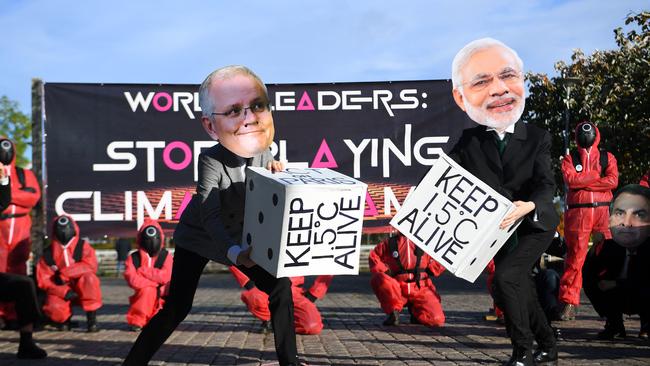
top-left (36, 215), bottom-right (102, 332)
top-left (369, 233), bottom-right (445, 326)
top-left (124, 219), bottom-right (173, 331)
top-left (230, 266), bottom-right (333, 335)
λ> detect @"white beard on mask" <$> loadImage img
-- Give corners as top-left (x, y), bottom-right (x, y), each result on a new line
top-left (462, 92), bottom-right (525, 130)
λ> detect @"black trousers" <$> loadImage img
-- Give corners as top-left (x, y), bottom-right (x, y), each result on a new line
top-left (535, 268), bottom-right (561, 322)
top-left (493, 229), bottom-right (556, 350)
top-left (0, 272), bottom-right (42, 327)
top-left (123, 246), bottom-right (297, 366)
top-left (583, 280), bottom-right (649, 330)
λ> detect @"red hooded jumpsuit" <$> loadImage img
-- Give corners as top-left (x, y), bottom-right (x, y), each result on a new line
top-left (124, 219), bottom-right (173, 328)
top-left (230, 266), bottom-right (333, 335)
top-left (0, 139), bottom-right (40, 276)
top-left (369, 235), bottom-right (445, 327)
top-left (36, 215), bottom-right (102, 323)
top-left (558, 122), bottom-right (618, 306)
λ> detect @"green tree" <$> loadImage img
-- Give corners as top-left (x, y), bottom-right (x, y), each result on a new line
top-left (0, 96), bottom-right (31, 167)
top-left (524, 11), bottom-right (650, 194)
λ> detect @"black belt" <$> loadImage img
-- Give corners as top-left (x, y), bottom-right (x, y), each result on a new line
top-left (568, 202), bottom-right (610, 209)
top-left (0, 213), bottom-right (28, 219)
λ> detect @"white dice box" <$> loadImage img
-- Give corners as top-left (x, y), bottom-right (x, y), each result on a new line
top-left (243, 167), bottom-right (368, 278)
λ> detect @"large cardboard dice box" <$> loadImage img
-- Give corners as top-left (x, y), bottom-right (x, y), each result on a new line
top-left (242, 167), bottom-right (367, 278)
top-left (390, 153), bottom-right (521, 283)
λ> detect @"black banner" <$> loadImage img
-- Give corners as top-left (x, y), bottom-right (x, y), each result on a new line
top-left (44, 80), bottom-right (473, 237)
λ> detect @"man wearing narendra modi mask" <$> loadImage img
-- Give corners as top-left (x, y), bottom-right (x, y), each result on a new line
top-left (448, 38), bottom-right (559, 366)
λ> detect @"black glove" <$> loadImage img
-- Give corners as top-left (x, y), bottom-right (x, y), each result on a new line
top-left (64, 290), bottom-right (78, 301)
top-left (53, 271), bottom-right (65, 286)
top-left (304, 292), bottom-right (318, 303)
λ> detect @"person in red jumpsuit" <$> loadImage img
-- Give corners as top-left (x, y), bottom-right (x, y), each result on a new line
top-left (0, 138), bottom-right (41, 325)
top-left (36, 215), bottom-right (102, 332)
top-left (0, 163), bottom-right (46, 358)
top-left (558, 121), bottom-right (618, 320)
top-left (230, 266), bottom-right (333, 335)
top-left (124, 219), bottom-right (173, 331)
top-left (369, 233), bottom-right (445, 327)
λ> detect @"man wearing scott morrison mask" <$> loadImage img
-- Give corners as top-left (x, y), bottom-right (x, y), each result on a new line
top-left (582, 184), bottom-right (650, 341)
top-left (448, 38), bottom-right (559, 366)
top-left (124, 219), bottom-right (173, 331)
top-left (122, 65), bottom-right (299, 366)
top-left (36, 215), bottom-right (102, 332)
top-left (557, 121), bottom-right (618, 321)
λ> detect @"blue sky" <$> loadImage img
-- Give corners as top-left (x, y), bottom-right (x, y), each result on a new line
top-left (0, 0), bottom-right (647, 115)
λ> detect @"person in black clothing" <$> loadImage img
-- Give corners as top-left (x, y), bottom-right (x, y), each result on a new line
top-left (114, 237), bottom-right (132, 276)
top-left (583, 184), bottom-right (650, 341)
top-left (122, 65), bottom-right (298, 366)
top-left (449, 38), bottom-right (559, 366)
top-left (0, 161), bottom-right (47, 359)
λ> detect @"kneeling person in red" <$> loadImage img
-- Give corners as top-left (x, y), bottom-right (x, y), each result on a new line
top-left (124, 219), bottom-right (173, 331)
top-left (37, 215), bottom-right (102, 332)
top-left (230, 266), bottom-right (333, 334)
top-left (369, 233), bottom-right (445, 327)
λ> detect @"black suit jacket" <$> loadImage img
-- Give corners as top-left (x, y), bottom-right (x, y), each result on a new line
top-left (583, 238), bottom-right (650, 296)
top-left (173, 144), bottom-right (273, 265)
top-left (449, 122), bottom-right (559, 233)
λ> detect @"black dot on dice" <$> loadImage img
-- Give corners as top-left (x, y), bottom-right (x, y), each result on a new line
top-left (267, 248), bottom-right (273, 260)
top-left (272, 194), bottom-right (278, 206)
top-left (258, 212), bottom-right (264, 224)
top-left (246, 233), bottom-right (252, 245)
top-left (249, 180), bottom-right (254, 191)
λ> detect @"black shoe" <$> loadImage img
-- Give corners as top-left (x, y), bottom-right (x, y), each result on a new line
top-left (261, 320), bottom-right (272, 333)
top-left (533, 347), bottom-right (558, 366)
top-left (86, 311), bottom-right (99, 333)
top-left (383, 311), bottom-right (400, 326)
top-left (552, 326), bottom-right (561, 339)
top-left (17, 341), bottom-right (47, 359)
top-left (597, 321), bottom-right (626, 340)
top-left (407, 306), bottom-right (420, 324)
top-left (2, 319), bottom-right (20, 331)
top-left (558, 303), bottom-right (577, 321)
top-left (504, 347), bottom-right (533, 366)
top-left (55, 320), bottom-right (72, 331)
top-left (129, 325), bottom-right (142, 332)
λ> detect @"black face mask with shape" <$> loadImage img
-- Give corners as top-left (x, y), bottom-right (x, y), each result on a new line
top-left (140, 226), bottom-right (161, 255)
top-left (54, 216), bottom-right (76, 244)
top-left (0, 140), bottom-right (14, 165)
top-left (576, 123), bottom-right (597, 148)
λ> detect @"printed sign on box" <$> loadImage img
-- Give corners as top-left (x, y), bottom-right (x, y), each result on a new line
top-left (243, 167), bottom-right (367, 278)
top-left (389, 152), bottom-right (521, 283)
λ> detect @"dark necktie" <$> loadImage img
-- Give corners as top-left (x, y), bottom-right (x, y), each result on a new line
top-left (494, 132), bottom-right (509, 157)
top-left (492, 132), bottom-right (518, 258)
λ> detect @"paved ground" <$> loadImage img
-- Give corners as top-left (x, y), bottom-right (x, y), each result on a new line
top-left (0, 272), bottom-right (648, 365)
